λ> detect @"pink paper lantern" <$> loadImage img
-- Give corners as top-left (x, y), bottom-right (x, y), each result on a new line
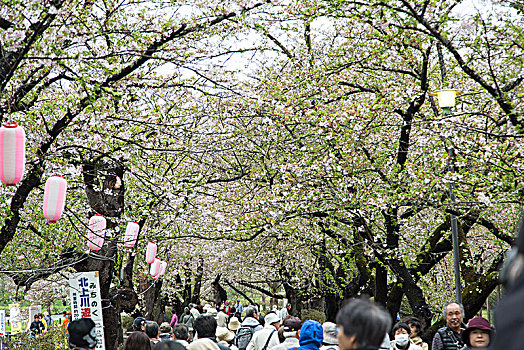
top-left (0, 123), bottom-right (25, 186)
top-left (145, 242), bottom-right (157, 264)
top-left (88, 214), bottom-right (106, 252)
top-left (124, 221), bottom-right (139, 248)
top-left (150, 258), bottom-right (161, 277)
top-left (43, 175), bottom-right (67, 223)
top-left (159, 260), bottom-right (167, 277)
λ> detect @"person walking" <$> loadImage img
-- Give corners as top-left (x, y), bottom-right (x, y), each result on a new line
top-left (460, 317), bottom-right (493, 350)
top-left (171, 309), bottom-right (179, 327)
top-left (67, 318), bottom-right (98, 350)
top-left (432, 303), bottom-right (465, 350)
top-left (336, 298), bottom-right (392, 350)
top-left (246, 313), bottom-right (280, 350)
top-left (320, 322), bottom-right (339, 350)
top-left (402, 316), bottom-right (428, 350)
top-left (123, 331), bottom-right (154, 350)
top-left (295, 320), bottom-right (323, 350)
top-left (390, 322), bottom-right (422, 350)
top-left (269, 317), bottom-right (301, 350)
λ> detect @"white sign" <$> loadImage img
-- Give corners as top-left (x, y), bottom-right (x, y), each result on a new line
top-left (26, 305), bottom-right (42, 331)
top-left (69, 272), bottom-right (105, 349)
top-left (0, 310), bottom-right (5, 336)
top-left (8, 303), bottom-right (22, 334)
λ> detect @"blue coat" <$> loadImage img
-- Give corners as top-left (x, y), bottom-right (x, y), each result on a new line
top-left (291, 320), bottom-right (323, 350)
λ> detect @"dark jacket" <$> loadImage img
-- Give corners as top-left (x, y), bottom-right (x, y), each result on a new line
top-left (296, 320), bottom-right (323, 350)
top-left (432, 326), bottom-right (464, 350)
top-left (30, 320), bottom-right (45, 334)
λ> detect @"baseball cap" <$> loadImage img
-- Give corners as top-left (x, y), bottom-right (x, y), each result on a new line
top-left (68, 318), bottom-right (98, 349)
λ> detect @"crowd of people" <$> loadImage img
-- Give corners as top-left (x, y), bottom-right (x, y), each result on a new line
top-left (63, 298), bottom-right (494, 350)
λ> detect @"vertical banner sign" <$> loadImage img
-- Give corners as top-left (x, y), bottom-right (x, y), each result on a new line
top-left (0, 310), bottom-right (5, 336)
top-left (8, 303), bottom-right (22, 334)
top-left (69, 272), bottom-right (105, 349)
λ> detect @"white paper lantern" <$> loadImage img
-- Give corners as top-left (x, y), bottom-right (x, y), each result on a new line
top-left (145, 242), bottom-right (157, 264)
top-left (88, 214), bottom-right (106, 252)
top-left (0, 123), bottom-right (25, 186)
top-left (43, 175), bottom-right (67, 223)
top-left (159, 261), bottom-right (167, 277)
top-left (150, 258), bottom-right (161, 277)
top-left (124, 221), bottom-right (139, 248)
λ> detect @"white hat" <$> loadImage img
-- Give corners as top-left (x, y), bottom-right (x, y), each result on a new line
top-left (322, 322), bottom-right (338, 345)
top-left (207, 308), bottom-right (218, 318)
top-left (264, 312), bottom-right (280, 325)
top-left (228, 317), bottom-right (240, 331)
top-left (216, 327), bottom-right (235, 342)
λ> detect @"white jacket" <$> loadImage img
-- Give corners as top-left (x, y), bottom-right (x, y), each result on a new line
top-left (247, 325), bottom-right (280, 350)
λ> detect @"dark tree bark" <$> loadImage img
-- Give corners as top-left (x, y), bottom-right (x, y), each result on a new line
top-left (144, 279), bottom-right (164, 324)
top-left (374, 262), bottom-right (388, 307)
top-left (212, 274), bottom-right (228, 308)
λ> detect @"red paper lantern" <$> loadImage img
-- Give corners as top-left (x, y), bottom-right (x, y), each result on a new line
top-left (43, 175), bottom-right (67, 223)
top-left (88, 214), bottom-right (106, 252)
top-left (0, 123), bottom-right (25, 186)
top-left (145, 242), bottom-right (157, 264)
top-left (124, 221), bottom-right (139, 248)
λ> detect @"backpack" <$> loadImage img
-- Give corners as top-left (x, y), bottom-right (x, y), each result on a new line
top-left (235, 324), bottom-right (257, 350)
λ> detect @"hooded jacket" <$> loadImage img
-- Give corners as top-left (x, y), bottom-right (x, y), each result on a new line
top-left (296, 320), bottom-right (323, 350)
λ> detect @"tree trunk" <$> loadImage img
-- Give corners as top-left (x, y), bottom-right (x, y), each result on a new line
top-left (374, 263), bottom-right (388, 307)
top-left (144, 280), bottom-right (164, 324)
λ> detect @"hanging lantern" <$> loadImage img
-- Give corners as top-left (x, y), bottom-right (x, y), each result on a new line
top-left (429, 89), bottom-right (463, 108)
top-left (150, 258), bottom-right (161, 277)
top-left (88, 214), bottom-right (106, 252)
top-left (124, 221), bottom-right (139, 248)
top-left (159, 260), bottom-right (167, 277)
top-left (0, 123), bottom-right (26, 186)
top-left (43, 175), bottom-right (67, 223)
top-left (145, 242), bottom-right (157, 264)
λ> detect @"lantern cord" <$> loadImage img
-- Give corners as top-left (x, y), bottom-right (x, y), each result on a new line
top-left (137, 282), bottom-right (157, 295)
top-left (88, 252), bottom-right (116, 262)
top-left (0, 255), bottom-right (89, 274)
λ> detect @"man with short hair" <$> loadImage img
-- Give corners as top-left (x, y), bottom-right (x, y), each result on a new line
top-left (30, 313), bottom-right (45, 335)
top-left (247, 312), bottom-right (280, 350)
top-left (336, 298), bottom-right (392, 350)
top-left (270, 316), bottom-right (301, 350)
top-left (431, 302), bottom-right (465, 350)
top-left (193, 315), bottom-right (230, 350)
top-left (174, 324), bottom-right (190, 347)
top-left (146, 321), bottom-right (161, 346)
top-left (67, 318), bottom-right (98, 350)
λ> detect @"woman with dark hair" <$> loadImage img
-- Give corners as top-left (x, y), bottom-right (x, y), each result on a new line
top-left (401, 316), bottom-right (428, 350)
top-left (123, 331), bottom-right (153, 350)
top-left (390, 322), bottom-right (422, 350)
top-left (460, 317), bottom-right (493, 350)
